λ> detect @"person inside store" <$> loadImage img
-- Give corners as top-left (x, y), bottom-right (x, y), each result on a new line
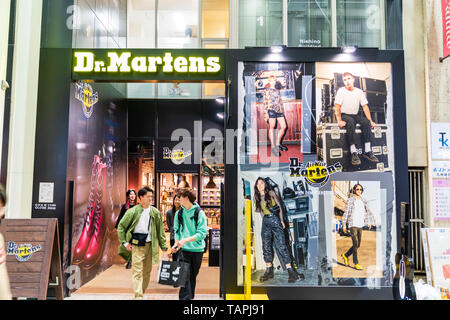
top-left (166, 193), bottom-right (181, 261)
top-left (254, 178), bottom-right (303, 283)
top-left (0, 184), bottom-right (12, 300)
top-left (263, 74), bottom-right (288, 157)
top-left (117, 187), bottom-right (169, 300)
top-left (171, 188), bottom-right (208, 300)
top-left (115, 189), bottom-right (137, 269)
top-left (334, 72), bottom-right (379, 166)
top-left (341, 183), bottom-right (376, 270)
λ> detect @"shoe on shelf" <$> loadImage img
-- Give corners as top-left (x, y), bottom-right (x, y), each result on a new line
top-left (351, 152), bottom-right (361, 166)
top-left (342, 253), bottom-right (349, 266)
top-left (260, 266), bottom-right (274, 282)
top-left (362, 151), bottom-right (379, 162)
top-left (355, 264), bottom-right (363, 270)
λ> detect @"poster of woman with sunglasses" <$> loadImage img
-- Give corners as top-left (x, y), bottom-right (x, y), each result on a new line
top-left (331, 180), bottom-right (382, 279)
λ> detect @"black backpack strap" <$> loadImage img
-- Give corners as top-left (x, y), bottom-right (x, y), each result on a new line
top-left (193, 206), bottom-right (201, 226)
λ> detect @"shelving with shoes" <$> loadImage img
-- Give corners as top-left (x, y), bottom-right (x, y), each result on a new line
top-left (200, 175), bottom-right (223, 207)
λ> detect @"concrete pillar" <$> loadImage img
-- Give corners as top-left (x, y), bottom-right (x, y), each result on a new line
top-left (6, 0), bottom-right (43, 218)
top-left (0, 0), bottom-right (11, 179)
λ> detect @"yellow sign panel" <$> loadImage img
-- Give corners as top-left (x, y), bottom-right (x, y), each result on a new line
top-left (73, 52), bottom-right (221, 74)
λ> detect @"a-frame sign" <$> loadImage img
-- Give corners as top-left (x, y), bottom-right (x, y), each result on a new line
top-left (0, 218), bottom-right (64, 300)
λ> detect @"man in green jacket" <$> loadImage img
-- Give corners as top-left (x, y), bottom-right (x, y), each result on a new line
top-left (172, 188), bottom-right (208, 300)
top-left (117, 187), bottom-right (168, 299)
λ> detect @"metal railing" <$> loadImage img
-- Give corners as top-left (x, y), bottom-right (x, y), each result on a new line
top-left (408, 169), bottom-right (426, 273)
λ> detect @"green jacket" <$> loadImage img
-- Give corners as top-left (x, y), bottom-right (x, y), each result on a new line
top-left (117, 204), bottom-right (168, 265)
top-left (174, 202), bottom-right (208, 252)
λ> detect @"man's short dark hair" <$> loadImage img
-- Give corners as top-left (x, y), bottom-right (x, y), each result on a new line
top-left (144, 186), bottom-right (154, 194)
top-left (179, 188), bottom-right (196, 203)
top-left (343, 72), bottom-right (354, 78)
top-left (138, 187), bottom-right (153, 199)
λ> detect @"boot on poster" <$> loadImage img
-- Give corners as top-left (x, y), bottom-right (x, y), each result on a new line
top-left (83, 161), bottom-right (107, 269)
top-left (72, 155), bottom-right (101, 264)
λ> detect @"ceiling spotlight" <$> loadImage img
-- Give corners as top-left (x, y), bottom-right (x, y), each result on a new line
top-left (270, 45), bottom-right (286, 53)
top-left (216, 112), bottom-right (224, 119)
top-left (341, 46), bottom-right (358, 54)
top-left (215, 97), bottom-right (225, 104)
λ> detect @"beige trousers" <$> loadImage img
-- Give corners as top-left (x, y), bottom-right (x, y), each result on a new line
top-left (131, 242), bottom-right (152, 300)
top-left (0, 233), bottom-right (12, 300)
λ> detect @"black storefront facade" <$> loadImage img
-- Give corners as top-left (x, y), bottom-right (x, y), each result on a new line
top-left (31, 47), bottom-right (408, 300)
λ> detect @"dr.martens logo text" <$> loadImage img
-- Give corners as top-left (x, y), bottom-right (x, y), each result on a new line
top-left (289, 158), bottom-right (342, 187)
top-left (7, 242), bottom-right (42, 262)
top-left (73, 52), bottom-right (221, 74)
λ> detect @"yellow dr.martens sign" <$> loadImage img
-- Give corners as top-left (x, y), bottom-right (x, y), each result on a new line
top-left (72, 50), bottom-right (224, 81)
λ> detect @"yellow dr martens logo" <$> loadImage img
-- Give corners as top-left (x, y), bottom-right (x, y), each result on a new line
top-left (163, 147), bottom-right (192, 165)
top-left (7, 242), bottom-right (42, 262)
top-left (289, 158), bottom-right (342, 187)
top-left (75, 81), bottom-right (99, 119)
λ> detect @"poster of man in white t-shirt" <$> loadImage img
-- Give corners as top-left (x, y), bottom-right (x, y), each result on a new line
top-left (335, 72), bottom-right (379, 166)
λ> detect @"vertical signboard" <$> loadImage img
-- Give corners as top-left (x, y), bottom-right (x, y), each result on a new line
top-left (442, 0), bottom-right (450, 58)
top-left (431, 123), bottom-right (450, 221)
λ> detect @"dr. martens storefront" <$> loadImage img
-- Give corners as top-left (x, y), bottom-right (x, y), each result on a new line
top-left (31, 47), bottom-right (408, 299)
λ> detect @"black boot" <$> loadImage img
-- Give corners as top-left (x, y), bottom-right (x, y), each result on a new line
top-left (260, 266), bottom-right (274, 281)
top-left (279, 144), bottom-right (288, 151)
top-left (287, 267), bottom-right (300, 283)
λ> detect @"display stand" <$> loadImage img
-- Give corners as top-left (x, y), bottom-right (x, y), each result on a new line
top-left (0, 218), bottom-right (64, 300)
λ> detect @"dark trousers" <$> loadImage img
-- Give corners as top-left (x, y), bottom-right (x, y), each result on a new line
top-left (341, 114), bottom-right (372, 147)
top-left (345, 227), bottom-right (363, 264)
top-left (178, 250), bottom-right (203, 300)
top-left (261, 215), bottom-right (291, 266)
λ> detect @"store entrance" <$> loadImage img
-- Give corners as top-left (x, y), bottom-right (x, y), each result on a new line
top-left (67, 84), bottom-right (225, 298)
top-left (126, 97), bottom-right (225, 282)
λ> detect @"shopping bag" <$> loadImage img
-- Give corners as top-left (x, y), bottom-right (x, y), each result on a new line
top-left (157, 259), bottom-right (190, 288)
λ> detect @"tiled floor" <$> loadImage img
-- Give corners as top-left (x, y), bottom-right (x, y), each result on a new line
top-left (66, 263), bottom-right (221, 300)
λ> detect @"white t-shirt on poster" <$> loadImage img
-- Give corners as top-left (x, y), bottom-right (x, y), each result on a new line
top-left (352, 199), bottom-right (365, 228)
top-left (335, 87), bottom-right (368, 115)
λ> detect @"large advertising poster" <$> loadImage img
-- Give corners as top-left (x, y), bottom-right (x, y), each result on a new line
top-left (66, 82), bottom-right (127, 290)
top-left (237, 62), bottom-right (397, 288)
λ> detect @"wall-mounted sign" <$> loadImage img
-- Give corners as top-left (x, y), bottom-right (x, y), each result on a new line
top-left (162, 147), bottom-right (193, 165)
top-left (38, 182), bottom-right (54, 203)
top-left (72, 49), bottom-right (225, 82)
top-left (433, 180), bottom-right (450, 221)
top-left (431, 123), bottom-right (450, 160)
top-left (75, 81), bottom-right (98, 118)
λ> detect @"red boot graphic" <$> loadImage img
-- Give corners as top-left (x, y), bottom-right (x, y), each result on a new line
top-left (83, 161), bottom-right (107, 269)
top-left (72, 155), bottom-right (101, 264)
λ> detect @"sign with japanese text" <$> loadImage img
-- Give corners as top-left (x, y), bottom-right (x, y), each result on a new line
top-left (432, 161), bottom-right (450, 178)
top-left (433, 180), bottom-right (450, 221)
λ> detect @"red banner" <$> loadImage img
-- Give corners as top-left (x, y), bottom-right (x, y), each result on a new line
top-left (443, 0), bottom-right (450, 57)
